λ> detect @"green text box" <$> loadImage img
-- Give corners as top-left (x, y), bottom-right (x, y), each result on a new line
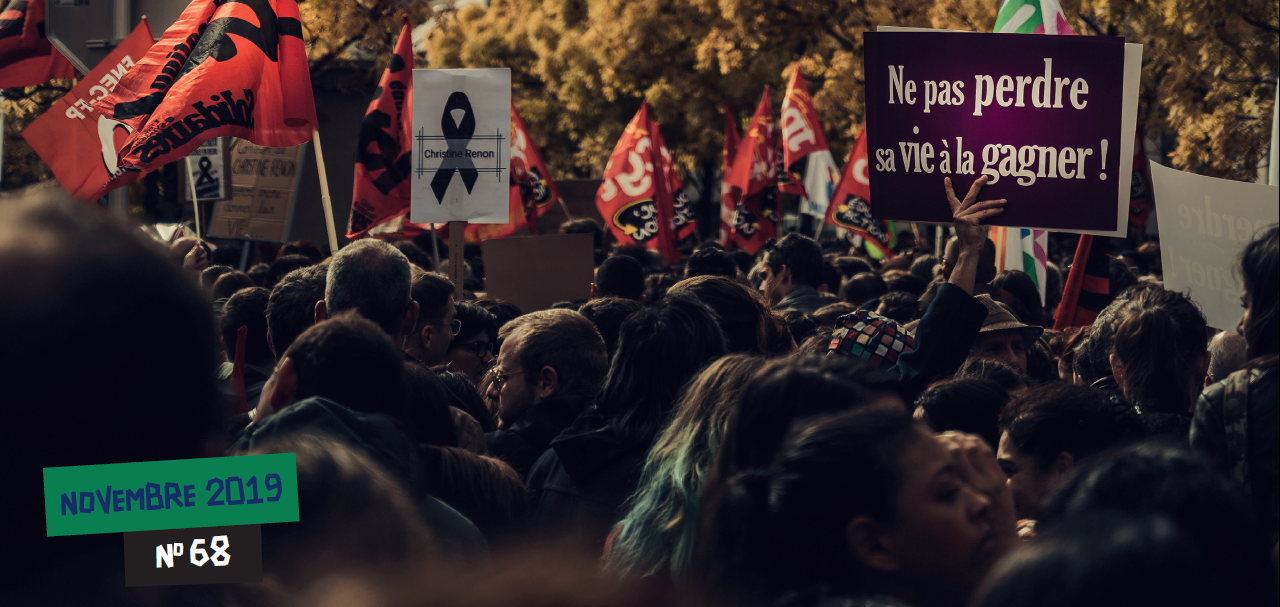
top-left (44, 454), bottom-right (298, 536)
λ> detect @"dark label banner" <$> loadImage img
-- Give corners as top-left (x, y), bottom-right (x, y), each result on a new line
top-left (123, 524), bottom-right (262, 586)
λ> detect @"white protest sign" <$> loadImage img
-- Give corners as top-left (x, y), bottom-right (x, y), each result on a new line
top-left (182, 137), bottom-right (231, 202)
top-left (1151, 162), bottom-right (1279, 331)
top-left (411, 69), bottom-right (511, 224)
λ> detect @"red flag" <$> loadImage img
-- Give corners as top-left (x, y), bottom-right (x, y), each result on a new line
top-left (97, 0), bottom-right (317, 194)
top-left (347, 16), bottom-right (414, 240)
top-left (725, 87), bottom-right (779, 254)
top-left (0, 0), bottom-right (77, 88)
top-left (1053, 235), bottom-right (1111, 330)
top-left (720, 100), bottom-right (740, 246)
top-left (824, 129), bottom-right (894, 257)
top-left (510, 102), bottom-right (560, 235)
top-left (595, 102), bottom-right (687, 260)
top-left (23, 20), bottom-right (153, 201)
top-left (1127, 126), bottom-right (1155, 232)
top-left (779, 66), bottom-right (828, 198)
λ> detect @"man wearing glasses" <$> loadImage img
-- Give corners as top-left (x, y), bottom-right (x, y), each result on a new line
top-left (406, 269), bottom-right (460, 367)
top-left (484, 309), bottom-right (608, 480)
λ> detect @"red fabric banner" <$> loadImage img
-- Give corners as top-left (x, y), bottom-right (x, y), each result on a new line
top-left (347, 16), bottom-right (414, 240)
top-left (823, 129), bottom-right (893, 257)
top-left (779, 66), bottom-right (828, 198)
top-left (595, 101), bottom-right (688, 259)
top-left (97, 0), bottom-right (316, 193)
top-left (720, 100), bottom-right (740, 246)
top-left (24, 21), bottom-right (154, 201)
top-left (509, 102), bottom-right (560, 236)
top-left (1053, 235), bottom-right (1112, 331)
top-left (0, 0), bottom-right (76, 89)
top-left (725, 87), bottom-right (779, 254)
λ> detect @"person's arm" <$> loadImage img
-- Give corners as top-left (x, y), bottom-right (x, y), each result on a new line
top-left (944, 175), bottom-right (1005, 295)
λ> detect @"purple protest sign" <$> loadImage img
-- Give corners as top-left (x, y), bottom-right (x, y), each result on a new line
top-left (865, 31), bottom-right (1130, 232)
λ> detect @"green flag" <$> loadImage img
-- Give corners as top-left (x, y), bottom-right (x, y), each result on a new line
top-left (994, 0), bottom-right (1077, 35)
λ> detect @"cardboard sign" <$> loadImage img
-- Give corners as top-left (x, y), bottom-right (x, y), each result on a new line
top-left (864, 30), bottom-right (1141, 235)
top-left (411, 68), bottom-right (511, 224)
top-left (483, 234), bottom-right (594, 314)
top-left (1151, 163), bottom-right (1278, 331)
top-left (181, 138), bottom-right (231, 202)
top-left (207, 140), bottom-right (308, 242)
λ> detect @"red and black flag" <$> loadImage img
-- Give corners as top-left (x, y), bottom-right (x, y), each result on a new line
top-left (509, 101), bottom-right (560, 235)
top-left (595, 101), bottom-right (689, 263)
top-left (348, 15), bottom-right (414, 240)
top-left (725, 87), bottom-right (779, 254)
top-left (824, 128), bottom-right (894, 258)
top-left (1053, 235), bottom-right (1111, 330)
top-left (720, 100), bottom-right (740, 246)
top-left (97, 0), bottom-right (316, 191)
top-left (0, 0), bottom-right (77, 88)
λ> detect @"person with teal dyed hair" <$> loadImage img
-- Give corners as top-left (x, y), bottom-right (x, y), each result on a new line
top-left (603, 354), bottom-right (761, 581)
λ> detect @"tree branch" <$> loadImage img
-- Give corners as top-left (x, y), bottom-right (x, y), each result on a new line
top-left (1, 84), bottom-right (74, 100)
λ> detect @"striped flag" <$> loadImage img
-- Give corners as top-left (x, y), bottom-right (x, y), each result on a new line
top-left (994, 0), bottom-right (1076, 35)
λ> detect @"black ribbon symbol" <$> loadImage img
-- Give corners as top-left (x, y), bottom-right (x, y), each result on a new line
top-left (430, 92), bottom-right (479, 204)
top-left (196, 156), bottom-right (215, 185)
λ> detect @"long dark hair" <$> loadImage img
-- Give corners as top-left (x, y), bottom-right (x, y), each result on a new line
top-left (699, 409), bottom-right (921, 605)
top-left (1111, 288), bottom-right (1207, 414)
top-left (595, 296), bottom-right (727, 445)
top-left (1237, 223), bottom-right (1278, 360)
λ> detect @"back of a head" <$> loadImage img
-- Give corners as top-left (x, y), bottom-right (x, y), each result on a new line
top-left (504, 309), bottom-right (608, 397)
top-left (391, 239), bottom-right (434, 271)
top-left (685, 246), bottom-right (739, 279)
top-left (596, 254), bottom-right (645, 300)
top-left (999, 383), bottom-right (1145, 473)
top-left (266, 265), bottom-right (328, 357)
top-left (325, 239), bottom-right (412, 337)
top-left (972, 513), bottom-right (1226, 607)
top-left (719, 355), bottom-right (872, 477)
top-left (885, 272), bottom-right (927, 298)
top-left (909, 254), bottom-right (938, 283)
top-left (877, 291), bottom-right (919, 323)
top-left (411, 268), bottom-right (455, 328)
top-left (991, 270), bottom-right (1045, 326)
top-left (779, 309), bottom-right (818, 345)
top-left (840, 271), bottom-right (887, 306)
top-left (915, 378), bottom-right (1007, 447)
top-left (4, 195), bottom-right (221, 599)
top-left (1238, 223), bottom-right (1279, 359)
top-left (451, 300), bottom-right (498, 345)
top-left (833, 256), bottom-right (872, 279)
top-left (201, 264), bottom-right (234, 292)
top-left (1206, 331), bottom-right (1248, 384)
top-left (1036, 442), bottom-right (1275, 607)
top-left (578, 296), bottom-right (644, 359)
top-left (560, 218), bottom-right (604, 249)
top-left (286, 314), bottom-right (407, 417)
top-left (598, 297), bottom-right (728, 443)
top-left (668, 274), bottom-right (768, 354)
top-left (472, 297), bottom-right (523, 330)
top-left (703, 408), bottom-right (919, 603)
top-left (1111, 287), bottom-right (1207, 413)
top-left (764, 233), bottom-right (823, 288)
top-left (1108, 257), bottom-right (1139, 298)
top-left (420, 445), bottom-right (527, 540)
top-left (280, 240), bottom-right (323, 263)
top-left (265, 254), bottom-right (314, 289)
top-left (213, 270), bottom-right (257, 301)
top-left (243, 433), bottom-right (435, 588)
top-left (221, 287), bottom-right (274, 366)
top-left (956, 357), bottom-right (1027, 393)
top-left (813, 302), bottom-right (857, 327)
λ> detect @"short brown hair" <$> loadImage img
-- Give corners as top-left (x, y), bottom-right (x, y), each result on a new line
top-left (500, 309), bottom-right (607, 397)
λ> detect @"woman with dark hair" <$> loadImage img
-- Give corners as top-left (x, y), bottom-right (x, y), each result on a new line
top-left (1109, 287), bottom-right (1208, 434)
top-left (913, 378), bottom-right (1008, 448)
top-left (990, 270), bottom-right (1044, 328)
top-left (605, 355), bottom-right (761, 581)
top-left (524, 296), bottom-right (728, 550)
top-left (700, 408), bottom-right (1017, 607)
top-left (667, 274), bottom-right (770, 354)
top-left (442, 301), bottom-right (499, 385)
top-left (1192, 223), bottom-right (1278, 541)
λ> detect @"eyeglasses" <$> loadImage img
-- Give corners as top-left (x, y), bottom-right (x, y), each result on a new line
top-left (431, 318), bottom-right (462, 336)
top-left (490, 368), bottom-right (532, 389)
top-left (452, 340), bottom-right (494, 357)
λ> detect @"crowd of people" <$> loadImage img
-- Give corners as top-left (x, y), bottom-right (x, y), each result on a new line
top-left (10, 175), bottom-right (1277, 606)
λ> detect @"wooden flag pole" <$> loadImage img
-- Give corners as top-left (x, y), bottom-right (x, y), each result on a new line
top-left (311, 126), bottom-right (340, 254)
top-left (447, 221), bottom-right (465, 301)
top-left (184, 156), bottom-right (203, 239)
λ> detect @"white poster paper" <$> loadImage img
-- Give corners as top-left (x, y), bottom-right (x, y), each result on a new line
top-left (182, 137), bottom-right (230, 202)
top-left (411, 68), bottom-right (511, 224)
top-left (1151, 162), bottom-right (1279, 331)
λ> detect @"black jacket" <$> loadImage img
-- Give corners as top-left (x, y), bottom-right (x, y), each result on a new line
top-left (485, 392), bottom-right (594, 480)
top-left (524, 407), bottom-right (648, 552)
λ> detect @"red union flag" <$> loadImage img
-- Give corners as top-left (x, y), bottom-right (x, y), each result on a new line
top-left (510, 102), bottom-right (560, 235)
top-left (824, 129), bottom-right (893, 257)
top-left (0, 0), bottom-right (77, 88)
top-left (725, 87), bottom-right (779, 254)
top-left (596, 102), bottom-right (690, 261)
top-left (720, 100), bottom-right (740, 246)
top-left (347, 16), bottom-right (414, 240)
top-left (24, 21), bottom-right (154, 201)
top-left (96, 0), bottom-right (316, 192)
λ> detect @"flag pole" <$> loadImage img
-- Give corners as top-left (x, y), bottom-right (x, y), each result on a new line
top-left (311, 126), bottom-right (340, 254)
top-left (184, 156), bottom-right (203, 239)
top-left (447, 221), bottom-right (465, 301)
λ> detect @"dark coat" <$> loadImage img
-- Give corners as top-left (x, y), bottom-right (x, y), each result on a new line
top-left (485, 392), bottom-right (594, 480)
top-left (889, 282), bottom-right (989, 400)
top-left (775, 285), bottom-right (828, 315)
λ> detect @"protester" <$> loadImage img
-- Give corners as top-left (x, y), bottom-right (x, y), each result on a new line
top-left (218, 286), bottom-right (275, 414)
top-left (1204, 331), bottom-right (1248, 385)
top-left (525, 297), bottom-right (728, 550)
top-left (212, 269), bottom-right (256, 303)
top-left (1110, 287), bottom-right (1207, 434)
top-left (989, 270), bottom-right (1044, 327)
top-left (265, 253), bottom-right (315, 289)
top-left (594, 254), bottom-right (646, 300)
top-left (968, 295), bottom-right (1042, 375)
top-left (441, 301), bottom-right (498, 384)
top-left (914, 378), bottom-right (1007, 448)
top-left (996, 383), bottom-right (1146, 520)
top-left (840, 271), bottom-right (888, 307)
top-left (701, 408), bottom-right (1017, 607)
top-left (405, 269), bottom-right (457, 366)
top-left (200, 264), bottom-right (234, 295)
top-left (759, 233), bottom-right (827, 313)
top-left (484, 309), bottom-right (608, 479)
top-left (266, 265), bottom-right (328, 357)
top-left (578, 296), bottom-right (645, 360)
top-left (685, 246), bottom-right (740, 279)
top-left (667, 275), bottom-right (770, 354)
top-left (318, 238), bottom-right (419, 345)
